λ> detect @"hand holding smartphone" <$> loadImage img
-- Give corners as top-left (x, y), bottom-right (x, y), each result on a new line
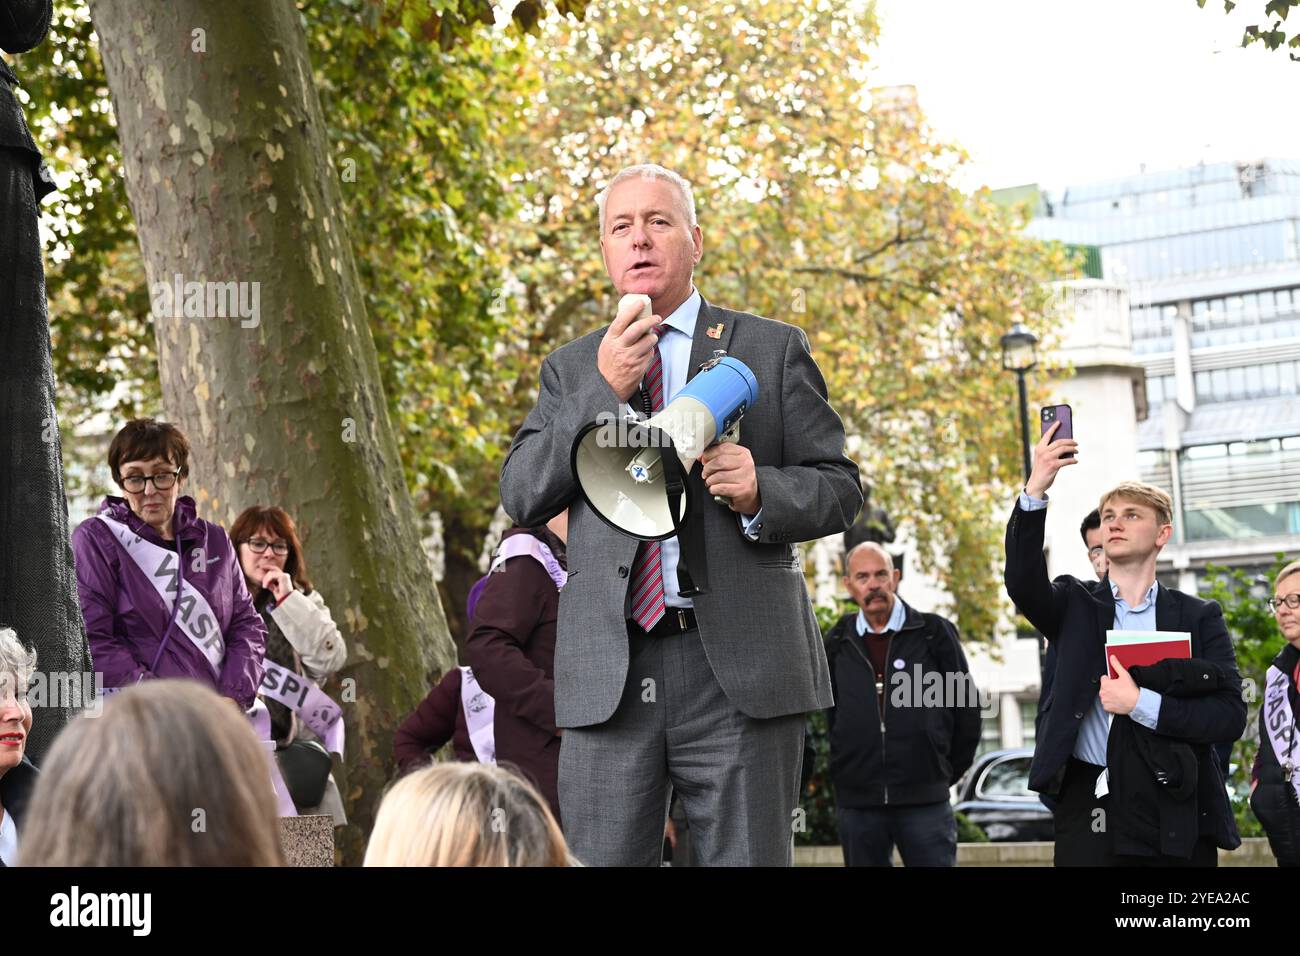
top-left (1040, 404), bottom-right (1074, 458)
top-left (1025, 404), bottom-right (1080, 498)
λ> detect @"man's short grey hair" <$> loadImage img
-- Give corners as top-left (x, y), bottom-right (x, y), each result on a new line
top-left (596, 164), bottom-right (698, 234)
top-left (0, 627), bottom-right (37, 687)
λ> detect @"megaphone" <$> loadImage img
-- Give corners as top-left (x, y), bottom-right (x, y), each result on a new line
top-left (571, 297), bottom-right (759, 542)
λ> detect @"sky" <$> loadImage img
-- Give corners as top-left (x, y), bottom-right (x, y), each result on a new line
top-left (867, 0), bottom-right (1300, 195)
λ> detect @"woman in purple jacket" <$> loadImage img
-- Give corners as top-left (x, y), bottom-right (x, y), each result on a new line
top-left (71, 419), bottom-right (266, 708)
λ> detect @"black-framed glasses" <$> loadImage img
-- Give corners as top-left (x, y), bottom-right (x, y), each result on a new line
top-left (1268, 594), bottom-right (1300, 613)
top-left (120, 469), bottom-right (181, 493)
top-left (245, 538), bottom-right (290, 556)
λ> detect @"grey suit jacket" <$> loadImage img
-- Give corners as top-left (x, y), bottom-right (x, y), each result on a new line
top-left (500, 296), bottom-right (863, 727)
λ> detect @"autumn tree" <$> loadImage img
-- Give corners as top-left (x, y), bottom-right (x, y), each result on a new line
top-left (38, 0), bottom-right (582, 861)
top-left (1198, 0), bottom-right (1300, 56)
top-left (489, 0), bottom-right (1074, 641)
top-left (27, 0), bottom-right (581, 642)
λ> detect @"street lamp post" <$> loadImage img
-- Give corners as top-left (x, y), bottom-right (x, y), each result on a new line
top-left (1001, 320), bottom-right (1045, 693)
top-left (1000, 322), bottom-right (1039, 483)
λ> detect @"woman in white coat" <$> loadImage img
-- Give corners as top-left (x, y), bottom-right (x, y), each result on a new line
top-left (231, 506), bottom-right (348, 824)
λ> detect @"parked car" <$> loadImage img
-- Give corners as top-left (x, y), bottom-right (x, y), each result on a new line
top-left (953, 748), bottom-right (1053, 842)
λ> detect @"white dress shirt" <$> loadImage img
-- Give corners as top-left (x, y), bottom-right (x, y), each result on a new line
top-left (641, 288), bottom-right (762, 609)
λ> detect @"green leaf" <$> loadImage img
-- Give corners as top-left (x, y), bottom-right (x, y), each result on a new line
top-left (1265, 0), bottom-right (1293, 20)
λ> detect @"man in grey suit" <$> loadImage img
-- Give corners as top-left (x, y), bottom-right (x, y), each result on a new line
top-left (500, 164), bottom-right (862, 866)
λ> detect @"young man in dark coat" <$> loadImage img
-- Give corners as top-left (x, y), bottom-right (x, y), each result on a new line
top-left (1004, 422), bottom-right (1246, 866)
top-left (824, 542), bottom-right (981, 866)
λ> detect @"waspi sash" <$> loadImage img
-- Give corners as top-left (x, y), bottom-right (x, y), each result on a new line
top-left (488, 535), bottom-right (568, 590)
top-left (96, 515), bottom-right (303, 815)
top-left (260, 659), bottom-right (345, 757)
top-left (1263, 664), bottom-right (1300, 807)
top-left (459, 666), bottom-right (495, 765)
top-left (96, 514), bottom-right (224, 678)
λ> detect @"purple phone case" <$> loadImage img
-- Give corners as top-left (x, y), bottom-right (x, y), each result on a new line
top-left (1041, 404), bottom-right (1074, 458)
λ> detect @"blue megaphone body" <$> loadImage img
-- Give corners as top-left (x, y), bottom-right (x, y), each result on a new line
top-left (571, 353), bottom-right (760, 541)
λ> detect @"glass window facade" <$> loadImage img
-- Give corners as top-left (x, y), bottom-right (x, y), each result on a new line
top-left (1139, 441), bottom-right (1300, 543)
top-left (1131, 303), bottom-right (1177, 354)
top-left (1193, 361), bottom-right (1300, 402)
top-left (1183, 501), bottom-right (1300, 541)
top-left (1145, 373), bottom-right (1177, 407)
top-left (1104, 222), bottom-right (1292, 281)
top-left (1133, 286), bottom-right (1300, 343)
top-left (976, 712), bottom-right (1003, 758)
top-left (1019, 699), bottom-right (1038, 750)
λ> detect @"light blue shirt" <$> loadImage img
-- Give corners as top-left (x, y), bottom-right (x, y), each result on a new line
top-left (650, 288), bottom-right (762, 609)
top-left (1017, 492), bottom-right (1162, 767)
top-left (855, 596), bottom-right (907, 636)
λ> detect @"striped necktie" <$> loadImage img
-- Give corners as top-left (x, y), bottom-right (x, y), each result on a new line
top-left (630, 325), bottom-right (670, 631)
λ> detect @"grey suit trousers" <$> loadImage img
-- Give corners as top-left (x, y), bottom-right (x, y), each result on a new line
top-left (559, 623), bottom-right (805, 867)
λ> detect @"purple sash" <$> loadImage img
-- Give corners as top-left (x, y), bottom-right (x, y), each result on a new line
top-left (459, 666), bottom-right (495, 765)
top-left (488, 535), bottom-right (568, 589)
top-left (94, 514), bottom-right (224, 678)
top-left (259, 659), bottom-right (345, 757)
top-left (250, 698), bottom-right (302, 817)
top-left (1263, 664), bottom-right (1300, 806)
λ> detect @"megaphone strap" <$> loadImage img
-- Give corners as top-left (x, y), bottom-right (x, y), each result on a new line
top-left (658, 433), bottom-right (708, 598)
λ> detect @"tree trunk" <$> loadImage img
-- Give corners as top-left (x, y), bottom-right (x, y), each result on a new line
top-left (89, 0), bottom-right (455, 862)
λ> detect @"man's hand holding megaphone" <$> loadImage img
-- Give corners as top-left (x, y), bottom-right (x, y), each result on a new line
top-left (596, 294), bottom-right (760, 515)
top-left (597, 294), bottom-right (666, 402)
top-left (700, 443), bottom-right (760, 514)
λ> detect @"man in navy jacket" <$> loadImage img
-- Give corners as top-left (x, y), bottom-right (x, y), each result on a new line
top-left (825, 543), bottom-right (980, 866)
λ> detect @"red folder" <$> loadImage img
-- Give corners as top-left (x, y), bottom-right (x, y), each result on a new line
top-left (1105, 636), bottom-right (1191, 680)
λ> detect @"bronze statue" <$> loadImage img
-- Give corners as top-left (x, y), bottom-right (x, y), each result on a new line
top-left (1, 0), bottom-right (91, 761)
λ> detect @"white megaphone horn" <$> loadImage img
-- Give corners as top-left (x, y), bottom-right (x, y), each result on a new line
top-left (570, 295), bottom-right (760, 541)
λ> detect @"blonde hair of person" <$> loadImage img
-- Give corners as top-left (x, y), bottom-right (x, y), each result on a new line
top-left (1098, 480), bottom-right (1174, 527)
top-left (20, 680), bottom-right (284, 866)
top-left (364, 762), bottom-right (574, 867)
top-left (1276, 559), bottom-right (1300, 591)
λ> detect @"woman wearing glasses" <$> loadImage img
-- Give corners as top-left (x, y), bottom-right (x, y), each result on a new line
top-left (231, 506), bottom-right (347, 822)
top-left (70, 419), bottom-right (266, 707)
top-left (1252, 559), bottom-right (1300, 867)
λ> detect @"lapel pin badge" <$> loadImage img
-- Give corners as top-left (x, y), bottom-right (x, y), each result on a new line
top-left (706, 322), bottom-right (724, 339)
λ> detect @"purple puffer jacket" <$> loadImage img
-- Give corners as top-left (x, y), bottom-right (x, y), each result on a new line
top-left (71, 496), bottom-right (267, 708)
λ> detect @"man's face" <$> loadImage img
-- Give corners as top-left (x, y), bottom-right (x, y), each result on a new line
top-left (844, 548), bottom-right (899, 616)
top-left (1100, 497), bottom-right (1171, 563)
top-left (600, 177), bottom-right (702, 312)
top-left (1084, 526), bottom-right (1109, 580)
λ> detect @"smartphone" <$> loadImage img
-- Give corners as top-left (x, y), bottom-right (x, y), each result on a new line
top-left (1040, 404), bottom-right (1074, 458)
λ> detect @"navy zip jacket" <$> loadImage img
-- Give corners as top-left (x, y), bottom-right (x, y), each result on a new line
top-left (824, 598), bottom-right (981, 808)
